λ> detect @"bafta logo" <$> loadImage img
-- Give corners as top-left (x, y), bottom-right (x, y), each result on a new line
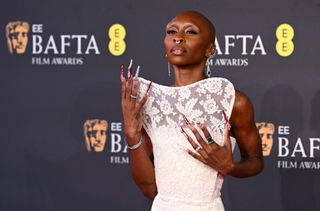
top-left (6, 21), bottom-right (30, 54)
top-left (256, 122), bottom-right (275, 156)
top-left (83, 119), bottom-right (108, 152)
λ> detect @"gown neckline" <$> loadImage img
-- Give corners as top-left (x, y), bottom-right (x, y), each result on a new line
top-left (138, 77), bottom-right (229, 90)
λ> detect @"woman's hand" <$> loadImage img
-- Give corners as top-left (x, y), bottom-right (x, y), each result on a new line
top-left (120, 64), bottom-right (151, 144)
top-left (181, 115), bottom-right (235, 176)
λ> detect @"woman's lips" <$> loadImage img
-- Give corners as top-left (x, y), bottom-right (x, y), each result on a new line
top-left (170, 46), bottom-right (186, 55)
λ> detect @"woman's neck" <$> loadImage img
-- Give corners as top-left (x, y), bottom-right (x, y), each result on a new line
top-left (172, 64), bottom-right (206, 87)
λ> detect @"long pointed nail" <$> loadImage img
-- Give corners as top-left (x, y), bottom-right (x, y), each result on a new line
top-left (135, 65), bottom-right (140, 78)
top-left (129, 67), bottom-right (133, 79)
top-left (221, 110), bottom-right (228, 122)
top-left (121, 64), bottom-right (124, 77)
top-left (182, 114), bottom-right (191, 125)
top-left (128, 59), bottom-right (133, 79)
top-left (147, 82), bottom-right (152, 93)
top-left (180, 126), bottom-right (188, 138)
top-left (128, 59), bottom-right (133, 69)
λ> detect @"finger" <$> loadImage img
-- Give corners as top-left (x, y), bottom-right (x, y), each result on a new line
top-left (199, 123), bottom-right (211, 140)
top-left (222, 109), bottom-right (232, 132)
top-left (223, 122), bottom-right (232, 150)
top-left (199, 123), bottom-right (219, 151)
top-left (180, 126), bottom-right (209, 160)
top-left (130, 77), bottom-right (139, 107)
top-left (187, 149), bottom-right (208, 164)
top-left (183, 115), bottom-right (209, 152)
top-left (135, 82), bottom-right (152, 112)
top-left (120, 64), bottom-right (127, 100)
top-left (125, 69), bottom-right (133, 102)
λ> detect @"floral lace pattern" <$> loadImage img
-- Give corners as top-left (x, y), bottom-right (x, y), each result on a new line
top-left (137, 77), bottom-right (235, 211)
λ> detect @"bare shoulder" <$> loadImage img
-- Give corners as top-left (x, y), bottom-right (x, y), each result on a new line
top-left (233, 90), bottom-right (253, 111)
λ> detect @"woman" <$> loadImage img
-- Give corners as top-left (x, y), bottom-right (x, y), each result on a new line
top-left (120, 11), bottom-right (263, 211)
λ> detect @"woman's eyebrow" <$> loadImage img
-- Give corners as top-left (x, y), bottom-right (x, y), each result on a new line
top-left (166, 23), bottom-right (200, 31)
top-left (166, 23), bottom-right (179, 29)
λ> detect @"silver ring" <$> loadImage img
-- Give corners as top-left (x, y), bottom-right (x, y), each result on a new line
top-left (130, 94), bottom-right (137, 99)
top-left (195, 145), bottom-right (202, 152)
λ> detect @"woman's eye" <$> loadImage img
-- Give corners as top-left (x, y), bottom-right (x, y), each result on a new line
top-left (166, 30), bottom-right (177, 34)
top-left (186, 30), bottom-right (197, 35)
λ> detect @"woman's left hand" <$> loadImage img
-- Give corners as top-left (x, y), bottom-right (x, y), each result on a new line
top-left (181, 118), bottom-right (235, 176)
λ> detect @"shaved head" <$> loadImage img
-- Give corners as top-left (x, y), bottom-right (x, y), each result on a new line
top-left (170, 11), bottom-right (216, 44)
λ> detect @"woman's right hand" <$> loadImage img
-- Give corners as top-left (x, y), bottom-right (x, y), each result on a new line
top-left (120, 64), bottom-right (151, 144)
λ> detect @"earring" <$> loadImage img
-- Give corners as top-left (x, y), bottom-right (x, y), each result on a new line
top-left (206, 49), bottom-right (216, 78)
top-left (165, 54), bottom-right (171, 78)
top-left (206, 55), bottom-right (214, 77)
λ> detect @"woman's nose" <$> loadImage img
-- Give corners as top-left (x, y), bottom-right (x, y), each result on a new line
top-left (173, 37), bottom-right (185, 44)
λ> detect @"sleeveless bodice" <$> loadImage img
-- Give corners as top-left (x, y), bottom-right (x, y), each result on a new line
top-left (137, 77), bottom-right (236, 211)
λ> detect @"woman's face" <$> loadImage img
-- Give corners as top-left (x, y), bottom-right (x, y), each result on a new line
top-left (164, 12), bottom-right (214, 67)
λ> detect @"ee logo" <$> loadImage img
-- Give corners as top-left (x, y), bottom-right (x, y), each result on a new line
top-left (108, 24), bottom-right (126, 56)
top-left (276, 23), bottom-right (294, 57)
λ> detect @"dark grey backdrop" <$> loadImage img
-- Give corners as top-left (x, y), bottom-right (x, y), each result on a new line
top-left (1, 0), bottom-right (320, 210)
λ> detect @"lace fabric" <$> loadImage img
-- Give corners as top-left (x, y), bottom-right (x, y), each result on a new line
top-left (137, 77), bottom-right (236, 211)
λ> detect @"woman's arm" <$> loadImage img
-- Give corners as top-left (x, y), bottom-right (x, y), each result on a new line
top-left (228, 90), bottom-right (264, 177)
top-left (120, 65), bottom-right (157, 199)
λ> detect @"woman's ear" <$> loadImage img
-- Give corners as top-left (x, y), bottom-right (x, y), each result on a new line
top-left (205, 43), bottom-right (215, 57)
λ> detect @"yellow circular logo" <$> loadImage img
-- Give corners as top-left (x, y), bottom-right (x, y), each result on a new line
top-left (108, 23), bottom-right (126, 56)
top-left (276, 23), bottom-right (294, 57)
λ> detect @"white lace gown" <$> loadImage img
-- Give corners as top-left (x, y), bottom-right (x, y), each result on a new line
top-left (137, 77), bottom-right (236, 211)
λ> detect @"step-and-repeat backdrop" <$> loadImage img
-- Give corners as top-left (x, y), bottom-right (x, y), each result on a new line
top-left (1, 0), bottom-right (319, 210)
